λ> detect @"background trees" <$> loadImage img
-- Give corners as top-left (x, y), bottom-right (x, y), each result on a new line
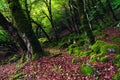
top-left (0, 0), bottom-right (119, 60)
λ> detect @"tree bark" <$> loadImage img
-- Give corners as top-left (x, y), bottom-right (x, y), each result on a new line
top-left (6, 0), bottom-right (44, 58)
top-left (77, 0), bottom-right (95, 45)
top-left (0, 12), bottom-right (27, 51)
top-left (43, 0), bottom-right (58, 41)
top-left (32, 19), bottom-right (51, 42)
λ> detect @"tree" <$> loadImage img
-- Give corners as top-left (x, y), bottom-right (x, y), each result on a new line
top-left (0, 12), bottom-right (27, 52)
top-left (42, 0), bottom-right (58, 40)
top-left (77, 0), bottom-right (95, 45)
top-left (6, 0), bottom-right (44, 59)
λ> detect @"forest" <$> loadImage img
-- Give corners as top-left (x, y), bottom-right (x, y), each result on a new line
top-left (0, 0), bottom-right (120, 80)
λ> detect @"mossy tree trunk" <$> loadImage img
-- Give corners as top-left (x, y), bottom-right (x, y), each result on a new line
top-left (77, 0), bottom-right (95, 45)
top-left (0, 12), bottom-right (27, 52)
top-left (6, 0), bottom-right (44, 59)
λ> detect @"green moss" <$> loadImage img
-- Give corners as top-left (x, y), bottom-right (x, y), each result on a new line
top-left (67, 44), bottom-right (80, 54)
top-left (100, 56), bottom-right (109, 62)
top-left (91, 40), bottom-right (120, 56)
top-left (81, 63), bottom-right (94, 76)
top-left (91, 40), bottom-right (107, 53)
top-left (100, 44), bottom-right (120, 56)
top-left (80, 50), bottom-right (92, 57)
top-left (90, 53), bottom-right (98, 62)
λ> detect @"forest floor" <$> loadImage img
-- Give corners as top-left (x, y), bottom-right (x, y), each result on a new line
top-left (0, 27), bottom-right (120, 80)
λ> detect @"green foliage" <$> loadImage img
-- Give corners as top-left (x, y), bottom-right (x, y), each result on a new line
top-left (100, 44), bottom-right (120, 56)
top-left (67, 44), bottom-right (80, 55)
top-left (99, 56), bottom-right (109, 62)
top-left (111, 36), bottom-right (120, 44)
top-left (10, 73), bottom-right (28, 80)
top-left (112, 71), bottom-right (120, 80)
top-left (112, 55), bottom-right (120, 67)
top-left (0, 29), bottom-right (10, 43)
top-left (91, 40), bottom-right (120, 56)
top-left (91, 40), bottom-right (106, 53)
top-left (79, 50), bottom-right (92, 57)
top-left (90, 53), bottom-right (98, 62)
top-left (8, 54), bottom-right (20, 63)
top-left (111, 0), bottom-right (120, 10)
top-left (95, 34), bottom-right (108, 40)
top-left (38, 37), bottom-right (48, 44)
top-left (81, 63), bottom-right (94, 76)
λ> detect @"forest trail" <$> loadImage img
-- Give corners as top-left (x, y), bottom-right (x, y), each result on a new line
top-left (0, 27), bottom-right (120, 80)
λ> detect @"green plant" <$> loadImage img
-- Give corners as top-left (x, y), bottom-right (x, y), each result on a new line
top-left (80, 50), bottom-right (92, 57)
top-left (9, 54), bottom-right (20, 63)
top-left (99, 56), bottom-right (109, 62)
top-left (0, 30), bottom-right (10, 43)
top-left (67, 44), bottom-right (79, 54)
top-left (112, 71), bottom-right (120, 80)
top-left (91, 40), bottom-right (106, 53)
top-left (91, 40), bottom-right (120, 56)
top-left (81, 63), bottom-right (94, 76)
top-left (10, 73), bottom-right (28, 80)
top-left (38, 37), bottom-right (48, 44)
top-left (111, 36), bottom-right (120, 44)
top-left (112, 55), bottom-right (120, 67)
top-left (90, 53), bottom-right (98, 62)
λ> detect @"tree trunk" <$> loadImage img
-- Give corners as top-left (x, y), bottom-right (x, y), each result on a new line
top-left (32, 19), bottom-right (51, 42)
top-left (43, 0), bottom-right (58, 41)
top-left (0, 12), bottom-right (27, 52)
top-left (77, 0), bottom-right (95, 45)
top-left (7, 0), bottom-right (44, 58)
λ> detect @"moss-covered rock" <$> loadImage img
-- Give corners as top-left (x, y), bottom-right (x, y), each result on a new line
top-left (91, 40), bottom-right (107, 53)
top-left (91, 40), bottom-right (120, 56)
top-left (100, 44), bottom-right (120, 56)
